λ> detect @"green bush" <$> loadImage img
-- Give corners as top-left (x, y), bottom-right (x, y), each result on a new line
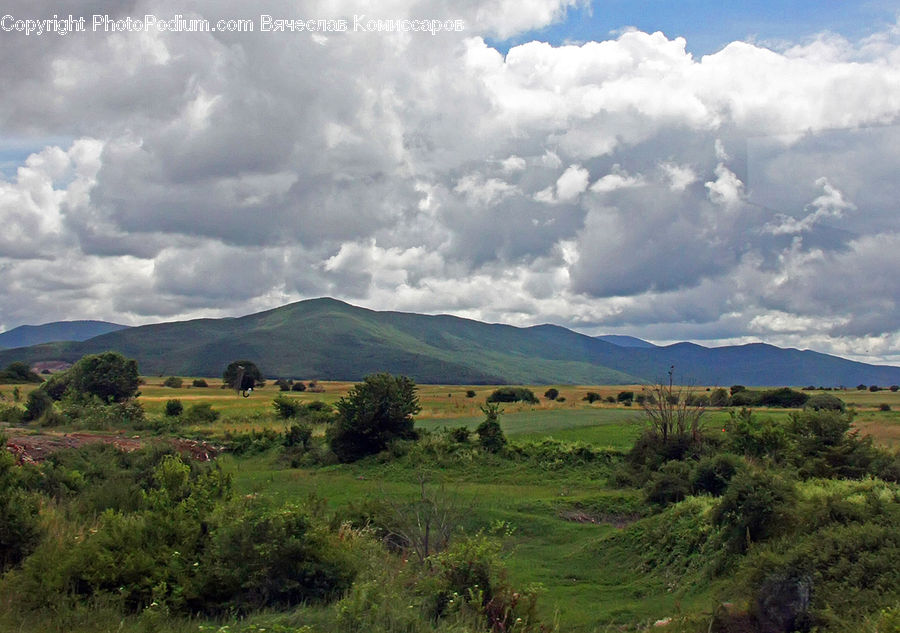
top-left (284, 423), bottom-right (312, 450)
top-left (327, 373), bottom-right (420, 463)
top-left (273, 394), bottom-right (303, 419)
top-left (0, 362), bottom-right (43, 384)
top-left (583, 391), bottom-right (602, 403)
top-left (731, 389), bottom-right (762, 406)
top-left (22, 389), bottom-right (53, 423)
top-left (164, 399), bottom-right (183, 417)
top-left (712, 469), bottom-right (797, 552)
top-left (449, 426), bottom-right (471, 443)
top-left (275, 379), bottom-right (291, 391)
top-left (805, 393), bottom-right (846, 411)
top-left (476, 403), bottom-right (506, 453)
top-left (710, 388), bottom-right (730, 407)
top-left (726, 408), bottom-right (789, 461)
top-left (692, 453), bottom-right (744, 497)
top-left (616, 391), bottom-right (634, 403)
top-left (543, 388), bottom-right (559, 400)
top-left (162, 376), bottom-right (183, 388)
top-left (192, 379), bottom-right (208, 388)
top-left (486, 387), bottom-right (538, 404)
top-left (644, 460), bottom-right (693, 506)
top-left (64, 352), bottom-right (140, 403)
top-left (758, 388), bottom-right (809, 408)
top-left (184, 403), bottom-right (219, 424)
top-left (0, 441), bottom-right (42, 571)
top-left (291, 381), bottom-right (307, 392)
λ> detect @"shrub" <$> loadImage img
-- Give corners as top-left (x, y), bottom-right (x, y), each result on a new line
top-left (0, 440), bottom-right (43, 571)
top-left (879, 403), bottom-right (891, 412)
top-left (731, 389), bottom-right (763, 407)
top-left (272, 394), bottom-right (303, 419)
top-left (476, 403), bottom-right (506, 453)
top-left (543, 388), bottom-right (559, 400)
top-left (0, 362), bottom-right (43, 383)
top-left (805, 393), bottom-right (846, 412)
top-left (556, 396), bottom-right (566, 402)
top-left (726, 408), bottom-right (788, 460)
top-left (644, 460), bottom-right (693, 506)
top-left (710, 387), bottom-right (731, 407)
top-left (284, 423), bottom-right (312, 450)
top-left (730, 385), bottom-right (746, 396)
top-left (758, 388), bottom-right (809, 408)
top-left (164, 399), bottom-right (183, 417)
top-left (185, 403), bottom-right (219, 423)
top-left (22, 389), bottom-right (54, 422)
top-left (890, 385), bottom-right (899, 392)
top-left (486, 387), bottom-right (538, 404)
top-left (617, 391), bottom-right (634, 403)
top-left (692, 453), bottom-right (744, 496)
top-left (162, 376), bottom-right (182, 388)
top-left (61, 352), bottom-right (140, 403)
top-left (465, 389), bottom-right (476, 398)
top-left (857, 384), bottom-right (868, 390)
top-left (327, 373), bottom-right (420, 462)
top-left (583, 391), bottom-right (602, 403)
top-left (712, 469), bottom-right (797, 552)
top-left (869, 385), bottom-right (881, 392)
top-left (291, 381), bottom-right (307, 392)
top-left (449, 426), bottom-right (471, 443)
top-left (192, 379), bottom-right (208, 388)
top-left (276, 379), bottom-right (291, 391)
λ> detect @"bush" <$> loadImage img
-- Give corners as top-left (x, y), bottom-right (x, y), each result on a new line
top-left (758, 388), bottom-right (809, 408)
top-left (0, 362), bottom-right (43, 383)
top-left (583, 391), bottom-right (602, 403)
top-left (185, 403), bottom-right (219, 423)
top-left (726, 408), bottom-right (789, 460)
top-left (465, 389), bottom-right (476, 398)
top-left (449, 426), bottom-right (471, 443)
top-left (327, 373), bottom-right (420, 462)
top-left (710, 387), bottom-right (731, 407)
top-left (162, 376), bottom-right (182, 388)
top-left (644, 460), bottom-right (693, 506)
top-left (476, 403), bottom-right (506, 453)
top-left (192, 379), bottom-right (208, 388)
top-left (692, 453), bottom-right (744, 496)
top-left (543, 388), bottom-right (559, 400)
top-left (805, 393), bottom-right (846, 412)
top-left (284, 423), bottom-right (312, 450)
top-left (486, 387), bottom-right (538, 404)
top-left (22, 389), bottom-right (54, 423)
top-left (730, 385), bottom-right (746, 396)
top-left (273, 394), bottom-right (303, 419)
top-left (880, 403), bottom-right (891, 412)
top-left (617, 391), bottom-right (634, 403)
top-left (712, 469), bottom-right (797, 552)
top-left (890, 385), bottom-right (899, 392)
top-left (291, 381), bottom-right (307, 392)
top-left (869, 385), bottom-right (881, 392)
top-left (164, 399), bottom-right (183, 417)
top-left (731, 389), bottom-right (763, 407)
top-left (275, 379), bottom-right (291, 391)
top-left (0, 441), bottom-right (42, 571)
top-left (59, 352), bottom-right (140, 403)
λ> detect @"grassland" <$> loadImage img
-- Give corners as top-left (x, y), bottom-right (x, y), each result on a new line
top-left (2, 378), bottom-right (900, 632)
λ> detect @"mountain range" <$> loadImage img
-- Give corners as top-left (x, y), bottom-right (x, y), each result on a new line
top-left (0, 320), bottom-right (127, 350)
top-left (0, 298), bottom-right (898, 386)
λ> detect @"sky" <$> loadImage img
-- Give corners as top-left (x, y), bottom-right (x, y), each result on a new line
top-left (1, 1), bottom-right (900, 365)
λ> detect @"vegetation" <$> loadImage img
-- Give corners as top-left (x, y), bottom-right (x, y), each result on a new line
top-left (223, 360), bottom-right (263, 390)
top-left (2, 356), bottom-right (900, 633)
top-left (486, 387), bottom-right (538, 404)
top-left (0, 362), bottom-right (42, 384)
top-left (327, 373), bottom-right (420, 462)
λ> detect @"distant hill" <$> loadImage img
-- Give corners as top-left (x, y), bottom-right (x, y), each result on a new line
top-left (0, 298), bottom-right (898, 386)
top-left (596, 335), bottom-right (657, 348)
top-left (0, 321), bottom-right (128, 349)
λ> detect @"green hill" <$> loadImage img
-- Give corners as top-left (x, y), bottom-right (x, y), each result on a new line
top-left (1, 298), bottom-right (899, 386)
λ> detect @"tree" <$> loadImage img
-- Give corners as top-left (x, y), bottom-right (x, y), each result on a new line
top-left (222, 360), bottom-right (263, 390)
top-left (640, 378), bottom-right (705, 445)
top-left (486, 387), bottom-right (538, 404)
top-left (162, 376), bottom-right (183, 388)
top-left (327, 373), bottom-right (420, 462)
top-left (63, 352), bottom-right (140, 403)
top-left (476, 402), bottom-right (506, 453)
top-left (543, 388), bottom-right (559, 401)
top-left (0, 362), bottom-right (42, 384)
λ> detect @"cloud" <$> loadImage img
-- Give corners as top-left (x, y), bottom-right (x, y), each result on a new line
top-left (1, 4), bottom-right (899, 363)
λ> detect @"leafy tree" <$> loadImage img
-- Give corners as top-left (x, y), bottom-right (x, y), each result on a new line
top-left (616, 391), bottom-right (634, 403)
top-left (465, 389), bottom-right (476, 398)
top-left (709, 387), bottom-right (730, 407)
top-left (476, 402), bottom-right (506, 453)
top-left (327, 373), bottom-right (420, 462)
top-left (0, 362), bottom-right (42, 384)
top-left (222, 360), bottom-right (263, 390)
top-left (583, 391), bottom-right (602, 403)
top-left (543, 388), bottom-right (559, 400)
top-left (59, 352), bottom-right (140, 403)
top-left (192, 378), bottom-right (208, 388)
top-left (804, 393), bottom-right (845, 412)
top-left (291, 381), bottom-right (307, 392)
top-left (758, 388), bottom-right (809, 408)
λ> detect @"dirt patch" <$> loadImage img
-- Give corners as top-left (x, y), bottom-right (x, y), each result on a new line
top-left (558, 508), bottom-right (640, 529)
top-left (4, 430), bottom-right (222, 464)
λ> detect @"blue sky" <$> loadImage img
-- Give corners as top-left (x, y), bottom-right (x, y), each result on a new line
top-left (489, 0), bottom-right (900, 56)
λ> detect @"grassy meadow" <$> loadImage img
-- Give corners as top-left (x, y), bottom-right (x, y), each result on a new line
top-left (2, 375), bottom-right (900, 633)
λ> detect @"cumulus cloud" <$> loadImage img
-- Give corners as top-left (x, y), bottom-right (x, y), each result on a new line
top-left (1, 2), bottom-right (900, 363)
